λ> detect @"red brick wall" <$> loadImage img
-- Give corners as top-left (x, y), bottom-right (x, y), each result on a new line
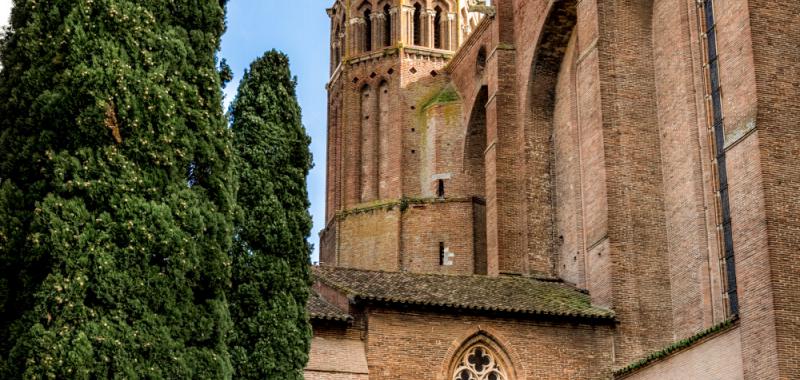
top-left (745, 1), bottom-right (800, 378)
top-left (325, 199), bottom-right (479, 275)
top-left (363, 308), bottom-right (614, 380)
top-left (336, 207), bottom-right (402, 272)
top-left (720, 133), bottom-right (775, 378)
top-left (319, 219), bottom-right (337, 266)
top-left (306, 335), bottom-right (370, 380)
top-left (321, 0), bottom-right (797, 377)
top-left (402, 200), bottom-right (476, 274)
top-left (308, 319), bottom-right (370, 379)
top-left (553, 28), bottom-right (584, 288)
top-left (593, 0), bottom-right (677, 363)
top-left (652, 0), bottom-right (727, 339)
top-left (400, 54), bottom-right (454, 197)
top-left (322, 42), bottom-right (481, 272)
top-left (305, 371), bottom-right (369, 380)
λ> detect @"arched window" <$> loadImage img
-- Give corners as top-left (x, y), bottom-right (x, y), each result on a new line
top-left (364, 9), bottom-right (373, 52)
top-left (433, 6), bottom-right (443, 49)
top-left (452, 345), bottom-right (507, 380)
top-left (383, 4), bottom-right (392, 46)
top-left (413, 3), bottom-right (422, 46)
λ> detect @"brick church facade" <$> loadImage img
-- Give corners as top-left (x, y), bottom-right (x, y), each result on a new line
top-left (305, 0), bottom-right (799, 378)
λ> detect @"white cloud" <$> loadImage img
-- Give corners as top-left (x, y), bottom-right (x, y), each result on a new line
top-left (0, 0), bottom-right (10, 30)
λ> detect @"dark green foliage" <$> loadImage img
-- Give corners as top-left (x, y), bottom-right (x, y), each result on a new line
top-left (228, 51), bottom-right (313, 380)
top-left (0, 1), bottom-right (235, 378)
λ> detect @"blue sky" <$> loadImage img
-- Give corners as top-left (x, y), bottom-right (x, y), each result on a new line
top-left (221, 1), bottom-right (330, 262)
top-left (0, 1), bottom-right (9, 30)
top-left (0, 1), bottom-right (331, 261)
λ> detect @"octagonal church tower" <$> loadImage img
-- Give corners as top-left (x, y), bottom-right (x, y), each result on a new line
top-left (320, 0), bottom-right (489, 275)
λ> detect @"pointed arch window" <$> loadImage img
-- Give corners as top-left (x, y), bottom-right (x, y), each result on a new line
top-left (413, 3), bottom-right (423, 46)
top-left (383, 4), bottom-right (392, 46)
top-left (452, 345), bottom-right (507, 380)
top-left (433, 6), bottom-right (443, 49)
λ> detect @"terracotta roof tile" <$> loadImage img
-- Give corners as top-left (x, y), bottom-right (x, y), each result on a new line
top-left (307, 289), bottom-right (352, 322)
top-left (312, 266), bottom-right (615, 321)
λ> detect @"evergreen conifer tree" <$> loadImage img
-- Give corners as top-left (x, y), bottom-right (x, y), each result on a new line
top-left (0, 1), bottom-right (235, 377)
top-left (228, 50), bottom-right (313, 379)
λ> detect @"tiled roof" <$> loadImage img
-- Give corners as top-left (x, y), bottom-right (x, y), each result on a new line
top-left (313, 266), bottom-right (615, 321)
top-left (307, 289), bottom-right (352, 322)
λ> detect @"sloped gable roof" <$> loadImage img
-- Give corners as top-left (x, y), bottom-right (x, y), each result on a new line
top-left (312, 266), bottom-right (615, 321)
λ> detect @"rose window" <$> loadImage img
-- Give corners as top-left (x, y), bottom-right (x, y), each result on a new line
top-left (452, 345), bottom-right (507, 380)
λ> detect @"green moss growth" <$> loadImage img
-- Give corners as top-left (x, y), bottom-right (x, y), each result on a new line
top-left (421, 86), bottom-right (460, 111)
top-left (613, 318), bottom-right (739, 378)
top-left (497, 42), bottom-right (515, 50)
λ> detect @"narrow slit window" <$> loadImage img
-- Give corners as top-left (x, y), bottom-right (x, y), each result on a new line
top-left (439, 242), bottom-right (445, 266)
top-left (437, 179), bottom-right (445, 198)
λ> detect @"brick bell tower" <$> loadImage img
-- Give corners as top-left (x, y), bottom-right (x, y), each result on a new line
top-left (321, 0), bottom-right (488, 275)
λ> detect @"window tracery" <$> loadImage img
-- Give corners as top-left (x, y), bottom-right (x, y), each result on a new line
top-left (452, 345), bottom-right (507, 380)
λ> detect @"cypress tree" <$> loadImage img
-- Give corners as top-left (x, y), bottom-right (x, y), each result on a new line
top-left (228, 51), bottom-right (313, 379)
top-left (0, 1), bottom-right (235, 378)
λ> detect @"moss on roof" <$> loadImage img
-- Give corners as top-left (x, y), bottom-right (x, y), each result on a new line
top-left (313, 266), bottom-right (615, 321)
top-left (307, 290), bottom-right (351, 323)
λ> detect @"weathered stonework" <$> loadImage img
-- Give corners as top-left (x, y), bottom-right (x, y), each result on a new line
top-left (311, 0), bottom-right (800, 379)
